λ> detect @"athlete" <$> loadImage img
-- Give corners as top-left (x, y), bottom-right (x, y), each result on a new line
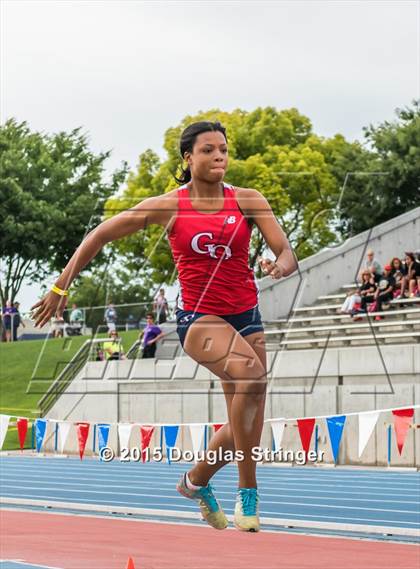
top-left (31, 121), bottom-right (298, 532)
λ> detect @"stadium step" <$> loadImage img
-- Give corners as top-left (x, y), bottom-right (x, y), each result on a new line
top-left (265, 307), bottom-right (420, 325)
top-left (264, 319), bottom-right (420, 338)
top-left (279, 331), bottom-right (420, 349)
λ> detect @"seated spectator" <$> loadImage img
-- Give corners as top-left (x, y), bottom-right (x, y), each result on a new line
top-left (140, 313), bottom-right (165, 359)
top-left (368, 264), bottom-right (382, 284)
top-left (103, 330), bottom-right (125, 360)
top-left (339, 271), bottom-right (373, 315)
top-left (70, 303), bottom-right (84, 325)
top-left (389, 257), bottom-right (407, 298)
top-left (51, 315), bottom-right (65, 338)
top-left (400, 252), bottom-right (420, 298)
top-left (358, 249), bottom-right (382, 282)
top-left (368, 264), bottom-right (395, 320)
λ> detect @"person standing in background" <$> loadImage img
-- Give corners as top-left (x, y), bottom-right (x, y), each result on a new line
top-left (153, 288), bottom-right (169, 324)
top-left (104, 302), bottom-right (118, 333)
top-left (12, 302), bottom-right (25, 341)
top-left (1, 300), bottom-right (16, 342)
top-left (140, 313), bottom-right (165, 358)
top-left (359, 249), bottom-right (382, 281)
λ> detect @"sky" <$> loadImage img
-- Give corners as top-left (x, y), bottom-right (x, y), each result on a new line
top-left (1, 0), bottom-right (419, 311)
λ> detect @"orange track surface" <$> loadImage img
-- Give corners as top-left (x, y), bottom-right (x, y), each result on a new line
top-left (1, 509), bottom-right (419, 569)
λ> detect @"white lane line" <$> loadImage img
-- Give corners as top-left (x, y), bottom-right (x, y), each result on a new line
top-left (7, 507), bottom-right (415, 544)
top-left (0, 457), bottom-right (420, 483)
top-left (1, 475), bottom-right (416, 496)
top-left (1, 497), bottom-right (419, 534)
top-left (0, 474), bottom-right (416, 505)
top-left (2, 458), bottom-right (418, 478)
top-left (0, 561), bottom-right (61, 569)
top-left (2, 458), bottom-right (418, 477)
top-left (1, 465), bottom-right (418, 490)
top-left (1, 485), bottom-right (418, 516)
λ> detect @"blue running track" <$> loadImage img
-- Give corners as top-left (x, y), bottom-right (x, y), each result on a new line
top-left (0, 456), bottom-right (419, 540)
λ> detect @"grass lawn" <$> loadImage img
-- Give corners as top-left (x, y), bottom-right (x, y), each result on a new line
top-left (0, 330), bottom-right (139, 449)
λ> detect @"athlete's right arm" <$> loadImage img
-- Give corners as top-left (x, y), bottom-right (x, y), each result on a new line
top-left (31, 195), bottom-right (168, 328)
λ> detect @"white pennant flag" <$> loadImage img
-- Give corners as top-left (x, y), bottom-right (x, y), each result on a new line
top-left (0, 415), bottom-right (10, 450)
top-left (189, 424), bottom-right (206, 461)
top-left (358, 411), bottom-right (380, 457)
top-left (58, 421), bottom-right (72, 453)
top-left (118, 423), bottom-right (133, 452)
top-left (271, 420), bottom-right (286, 452)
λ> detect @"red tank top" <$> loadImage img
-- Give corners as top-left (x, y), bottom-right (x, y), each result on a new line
top-left (167, 182), bottom-right (259, 314)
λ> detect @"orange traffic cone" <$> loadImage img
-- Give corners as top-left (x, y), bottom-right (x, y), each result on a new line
top-left (126, 557), bottom-right (135, 569)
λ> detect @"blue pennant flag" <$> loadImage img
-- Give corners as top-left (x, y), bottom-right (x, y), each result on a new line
top-left (97, 424), bottom-right (111, 459)
top-left (326, 415), bottom-right (346, 463)
top-left (163, 425), bottom-right (179, 465)
top-left (35, 419), bottom-right (47, 452)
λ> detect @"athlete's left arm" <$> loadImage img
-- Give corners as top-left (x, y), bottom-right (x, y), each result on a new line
top-left (238, 188), bottom-right (298, 280)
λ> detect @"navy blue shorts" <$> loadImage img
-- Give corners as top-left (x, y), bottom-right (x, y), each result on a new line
top-left (175, 305), bottom-right (264, 349)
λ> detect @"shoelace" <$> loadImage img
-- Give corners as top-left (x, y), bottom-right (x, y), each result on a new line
top-left (238, 488), bottom-right (258, 516)
top-left (197, 483), bottom-right (219, 513)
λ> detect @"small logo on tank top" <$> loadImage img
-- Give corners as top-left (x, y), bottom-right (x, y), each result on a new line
top-left (191, 232), bottom-right (232, 260)
top-left (227, 215), bottom-right (236, 224)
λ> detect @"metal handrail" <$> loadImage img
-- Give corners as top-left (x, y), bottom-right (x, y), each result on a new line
top-left (127, 340), bottom-right (142, 359)
top-left (37, 338), bottom-right (121, 416)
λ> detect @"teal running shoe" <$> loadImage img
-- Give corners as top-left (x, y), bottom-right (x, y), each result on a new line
top-left (176, 473), bottom-right (228, 530)
top-left (234, 487), bottom-right (260, 532)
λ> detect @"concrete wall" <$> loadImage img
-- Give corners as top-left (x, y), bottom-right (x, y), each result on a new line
top-left (258, 207), bottom-right (420, 319)
top-left (44, 344), bottom-right (420, 466)
top-left (67, 343), bottom-right (419, 383)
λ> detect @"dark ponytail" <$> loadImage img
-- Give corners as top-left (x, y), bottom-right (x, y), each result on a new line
top-left (174, 121), bottom-right (227, 185)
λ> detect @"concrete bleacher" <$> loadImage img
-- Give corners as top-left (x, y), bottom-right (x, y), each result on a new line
top-left (261, 286), bottom-right (420, 350)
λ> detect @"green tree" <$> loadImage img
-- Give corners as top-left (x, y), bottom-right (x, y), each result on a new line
top-left (105, 107), bottom-right (350, 283)
top-left (338, 100), bottom-right (420, 233)
top-left (0, 119), bottom-right (128, 304)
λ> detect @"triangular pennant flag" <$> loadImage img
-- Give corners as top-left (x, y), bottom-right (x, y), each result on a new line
top-left (213, 423), bottom-right (224, 433)
top-left (0, 415), bottom-right (10, 450)
top-left (35, 419), bottom-right (47, 452)
top-left (358, 411), bottom-right (379, 457)
top-left (392, 408), bottom-right (414, 455)
top-left (326, 415), bottom-right (346, 463)
top-left (126, 557), bottom-right (135, 569)
top-left (163, 425), bottom-right (179, 464)
top-left (270, 420), bottom-right (286, 452)
top-left (297, 418), bottom-right (315, 459)
top-left (118, 423), bottom-right (133, 453)
top-left (140, 425), bottom-right (155, 462)
top-left (58, 421), bottom-right (72, 454)
top-left (189, 424), bottom-right (205, 461)
top-left (97, 423), bottom-right (111, 457)
top-left (17, 418), bottom-right (28, 451)
top-left (76, 422), bottom-right (90, 460)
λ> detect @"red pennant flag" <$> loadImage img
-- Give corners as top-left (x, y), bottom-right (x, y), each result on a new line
top-left (126, 557), bottom-right (135, 569)
top-left (140, 425), bottom-right (155, 462)
top-left (76, 422), bottom-right (90, 460)
top-left (297, 418), bottom-right (315, 460)
top-left (17, 418), bottom-right (28, 451)
top-left (392, 408), bottom-right (414, 455)
top-left (213, 423), bottom-right (224, 433)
